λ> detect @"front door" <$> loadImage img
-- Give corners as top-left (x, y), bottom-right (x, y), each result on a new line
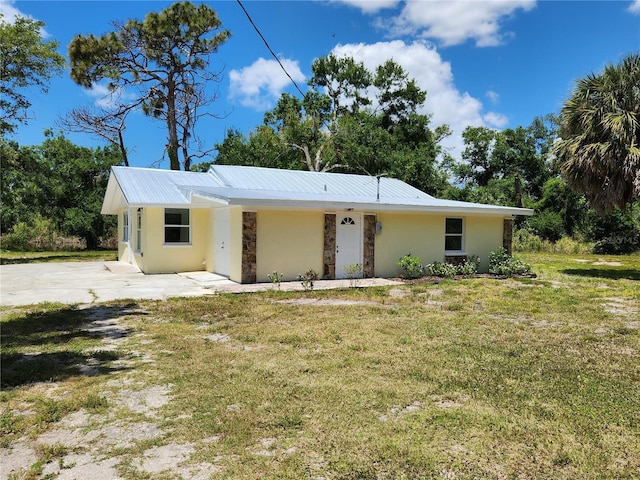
top-left (213, 208), bottom-right (230, 277)
top-left (335, 213), bottom-right (362, 279)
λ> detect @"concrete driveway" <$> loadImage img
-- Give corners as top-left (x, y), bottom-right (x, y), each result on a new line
top-left (0, 261), bottom-right (404, 307)
top-left (0, 261), bottom-right (234, 307)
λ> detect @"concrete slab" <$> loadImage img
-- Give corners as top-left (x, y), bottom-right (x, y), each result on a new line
top-left (0, 261), bottom-right (404, 307)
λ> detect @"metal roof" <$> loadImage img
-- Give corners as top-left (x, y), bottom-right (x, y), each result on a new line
top-left (101, 165), bottom-right (533, 216)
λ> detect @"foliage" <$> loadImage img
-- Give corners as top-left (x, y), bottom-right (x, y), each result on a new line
top-left (488, 247), bottom-right (532, 276)
top-left (68, 1), bottom-right (231, 170)
top-left (267, 270), bottom-right (284, 290)
top-left (425, 261), bottom-right (457, 277)
top-left (0, 134), bottom-right (121, 248)
top-left (215, 53), bottom-right (450, 195)
top-left (554, 53), bottom-right (640, 213)
top-left (446, 116), bottom-right (558, 206)
top-left (456, 255), bottom-right (480, 276)
top-left (0, 15), bottom-right (65, 134)
top-left (1, 214), bottom-right (56, 251)
top-left (297, 269), bottom-right (319, 291)
top-left (397, 254), bottom-right (424, 279)
top-left (343, 263), bottom-right (363, 287)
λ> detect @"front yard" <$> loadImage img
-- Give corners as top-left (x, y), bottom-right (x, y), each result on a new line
top-left (1, 253), bottom-right (638, 479)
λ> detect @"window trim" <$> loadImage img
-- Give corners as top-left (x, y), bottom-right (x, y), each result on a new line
top-left (444, 217), bottom-right (464, 253)
top-left (164, 208), bottom-right (191, 245)
top-left (122, 211), bottom-right (129, 243)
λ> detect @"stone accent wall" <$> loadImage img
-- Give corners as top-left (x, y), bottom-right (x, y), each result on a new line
top-left (363, 215), bottom-right (376, 278)
top-left (323, 214), bottom-right (336, 279)
top-left (241, 211), bottom-right (257, 284)
top-left (503, 218), bottom-right (514, 255)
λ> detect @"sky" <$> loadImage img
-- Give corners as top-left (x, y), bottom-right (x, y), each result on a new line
top-left (2, 0), bottom-right (639, 169)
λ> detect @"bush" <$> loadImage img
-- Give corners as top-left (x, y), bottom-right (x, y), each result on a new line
top-left (456, 256), bottom-right (480, 276)
top-left (488, 247), bottom-right (532, 276)
top-left (513, 227), bottom-right (545, 252)
top-left (297, 269), bottom-right (319, 291)
top-left (426, 262), bottom-right (457, 278)
top-left (397, 254), bottom-right (424, 279)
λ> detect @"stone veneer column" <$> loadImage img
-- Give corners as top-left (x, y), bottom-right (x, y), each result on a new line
top-left (363, 215), bottom-right (375, 278)
top-left (503, 218), bottom-right (514, 255)
top-left (323, 214), bottom-right (336, 279)
top-left (241, 211), bottom-right (257, 284)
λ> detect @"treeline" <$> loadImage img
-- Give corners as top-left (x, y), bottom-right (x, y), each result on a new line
top-left (1, 132), bottom-right (121, 250)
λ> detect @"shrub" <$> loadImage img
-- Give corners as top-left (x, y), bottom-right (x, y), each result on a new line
top-left (267, 270), bottom-right (284, 290)
top-left (456, 256), bottom-right (480, 276)
top-left (488, 247), bottom-right (532, 276)
top-left (397, 254), bottom-right (424, 279)
top-left (297, 269), bottom-right (319, 291)
top-left (426, 261), bottom-right (457, 278)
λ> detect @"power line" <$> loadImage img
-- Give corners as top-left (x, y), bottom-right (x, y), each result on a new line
top-left (236, 0), bottom-right (306, 99)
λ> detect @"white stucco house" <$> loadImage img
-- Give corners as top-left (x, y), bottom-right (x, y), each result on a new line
top-left (101, 165), bottom-right (533, 283)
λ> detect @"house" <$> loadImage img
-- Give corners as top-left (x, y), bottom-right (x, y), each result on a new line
top-left (101, 165), bottom-right (533, 283)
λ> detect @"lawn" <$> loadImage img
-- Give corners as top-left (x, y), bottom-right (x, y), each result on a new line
top-left (1, 253), bottom-right (638, 479)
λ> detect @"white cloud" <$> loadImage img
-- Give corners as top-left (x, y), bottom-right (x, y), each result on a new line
top-left (228, 57), bottom-right (306, 111)
top-left (483, 111), bottom-right (508, 128)
top-left (0, 0), bottom-right (25, 23)
top-left (84, 83), bottom-right (135, 110)
top-left (382, 0), bottom-right (537, 47)
top-left (0, 0), bottom-right (51, 37)
top-left (629, 0), bottom-right (640, 14)
top-left (329, 0), bottom-right (401, 14)
top-left (331, 40), bottom-right (506, 159)
top-left (486, 90), bottom-right (500, 104)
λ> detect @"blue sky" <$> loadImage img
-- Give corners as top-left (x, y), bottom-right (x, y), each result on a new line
top-left (2, 0), bottom-right (639, 169)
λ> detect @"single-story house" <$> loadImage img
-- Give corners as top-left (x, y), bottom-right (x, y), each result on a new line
top-left (101, 165), bottom-right (533, 283)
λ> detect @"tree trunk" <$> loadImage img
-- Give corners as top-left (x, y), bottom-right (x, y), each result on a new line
top-left (166, 79), bottom-right (180, 170)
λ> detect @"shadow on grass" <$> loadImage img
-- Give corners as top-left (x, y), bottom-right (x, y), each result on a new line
top-left (561, 268), bottom-right (640, 281)
top-left (1, 303), bottom-right (143, 389)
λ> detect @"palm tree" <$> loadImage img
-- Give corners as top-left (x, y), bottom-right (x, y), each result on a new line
top-left (554, 53), bottom-right (640, 213)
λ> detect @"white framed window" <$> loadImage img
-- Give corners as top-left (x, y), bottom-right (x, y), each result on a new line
top-left (122, 211), bottom-right (129, 242)
top-left (136, 208), bottom-right (142, 251)
top-left (164, 208), bottom-right (190, 244)
top-left (445, 218), bottom-right (463, 252)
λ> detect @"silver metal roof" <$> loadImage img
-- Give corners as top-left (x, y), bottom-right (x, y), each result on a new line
top-left (102, 165), bottom-right (533, 216)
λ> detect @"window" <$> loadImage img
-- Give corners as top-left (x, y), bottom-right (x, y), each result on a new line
top-left (122, 211), bottom-right (129, 242)
top-left (341, 217), bottom-right (356, 225)
top-left (445, 218), bottom-right (463, 252)
top-left (164, 208), bottom-right (190, 244)
top-left (136, 208), bottom-right (142, 251)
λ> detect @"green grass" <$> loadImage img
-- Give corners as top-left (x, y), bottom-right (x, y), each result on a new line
top-left (1, 253), bottom-right (638, 479)
top-left (0, 249), bottom-right (117, 265)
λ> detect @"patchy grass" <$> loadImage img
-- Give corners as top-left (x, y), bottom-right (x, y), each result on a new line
top-left (1, 253), bottom-right (639, 479)
top-left (0, 249), bottom-right (117, 265)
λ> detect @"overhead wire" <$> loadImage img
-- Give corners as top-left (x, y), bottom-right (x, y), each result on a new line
top-left (235, 0), bottom-right (306, 99)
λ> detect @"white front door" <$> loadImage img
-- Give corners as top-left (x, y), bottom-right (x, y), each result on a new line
top-left (213, 208), bottom-right (230, 277)
top-left (335, 213), bottom-right (362, 279)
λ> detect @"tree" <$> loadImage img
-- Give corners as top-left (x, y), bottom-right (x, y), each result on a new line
top-left (0, 15), bottom-right (65, 135)
top-left (1, 133), bottom-right (122, 248)
top-left (215, 54), bottom-right (450, 195)
top-left (554, 53), bottom-right (640, 213)
top-left (68, 1), bottom-right (230, 170)
top-left (448, 117), bottom-right (557, 205)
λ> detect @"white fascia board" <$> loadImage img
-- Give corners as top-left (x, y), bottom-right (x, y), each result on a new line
top-left (225, 198), bottom-right (533, 216)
